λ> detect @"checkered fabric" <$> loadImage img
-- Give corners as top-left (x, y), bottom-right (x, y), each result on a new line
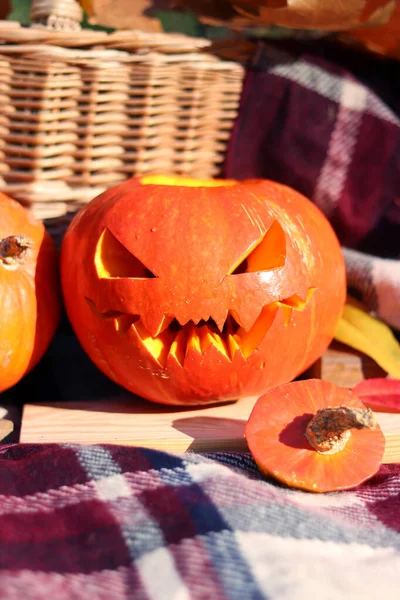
top-left (0, 444), bottom-right (399, 599)
top-left (225, 42), bottom-right (400, 330)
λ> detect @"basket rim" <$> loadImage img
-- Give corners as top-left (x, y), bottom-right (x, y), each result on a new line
top-left (0, 20), bottom-right (212, 54)
top-left (0, 46), bottom-right (245, 72)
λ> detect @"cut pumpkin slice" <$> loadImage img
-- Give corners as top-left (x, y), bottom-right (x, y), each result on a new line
top-left (245, 379), bottom-right (385, 493)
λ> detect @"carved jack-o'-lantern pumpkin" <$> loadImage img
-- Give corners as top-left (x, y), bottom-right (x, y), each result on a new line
top-left (61, 176), bottom-right (346, 405)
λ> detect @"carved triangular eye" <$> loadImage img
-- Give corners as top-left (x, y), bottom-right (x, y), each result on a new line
top-left (230, 220), bottom-right (286, 275)
top-left (95, 228), bottom-right (156, 279)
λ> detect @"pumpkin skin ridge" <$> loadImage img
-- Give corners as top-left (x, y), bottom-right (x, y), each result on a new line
top-left (61, 176), bottom-right (346, 405)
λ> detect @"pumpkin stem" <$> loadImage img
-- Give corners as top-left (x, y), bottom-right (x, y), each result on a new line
top-left (0, 235), bottom-right (33, 266)
top-left (305, 406), bottom-right (378, 454)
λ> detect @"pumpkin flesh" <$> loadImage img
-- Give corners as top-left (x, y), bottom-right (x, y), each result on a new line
top-left (245, 379), bottom-right (386, 493)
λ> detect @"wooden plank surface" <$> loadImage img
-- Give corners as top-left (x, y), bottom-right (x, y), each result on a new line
top-left (21, 395), bottom-right (256, 452)
top-left (20, 396), bottom-right (400, 462)
top-left (20, 344), bottom-right (400, 462)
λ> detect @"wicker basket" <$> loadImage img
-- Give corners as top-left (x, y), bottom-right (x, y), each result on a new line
top-left (0, 0), bottom-right (245, 226)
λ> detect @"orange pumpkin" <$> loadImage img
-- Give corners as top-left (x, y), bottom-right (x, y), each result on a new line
top-left (60, 176), bottom-right (346, 405)
top-left (0, 192), bottom-right (61, 392)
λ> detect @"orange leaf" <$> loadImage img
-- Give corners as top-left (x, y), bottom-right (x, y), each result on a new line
top-left (78, 0), bottom-right (163, 31)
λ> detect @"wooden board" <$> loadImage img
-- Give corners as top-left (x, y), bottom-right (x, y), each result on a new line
top-left (20, 395), bottom-right (400, 462)
top-left (20, 344), bottom-right (400, 463)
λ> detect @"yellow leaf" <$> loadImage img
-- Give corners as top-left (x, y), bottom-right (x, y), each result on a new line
top-left (334, 300), bottom-right (400, 378)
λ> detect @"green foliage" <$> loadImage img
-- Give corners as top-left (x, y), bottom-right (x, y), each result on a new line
top-left (154, 10), bottom-right (205, 37)
top-left (8, 0), bottom-right (32, 24)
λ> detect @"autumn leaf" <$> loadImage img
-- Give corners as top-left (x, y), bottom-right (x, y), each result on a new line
top-left (79, 0), bottom-right (93, 17)
top-left (353, 378), bottom-right (400, 413)
top-left (174, 0), bottom-right (396, 30)
top-left (78, 0), bottom-right (163, 31)
top-left (334, 301), bottom-right (400, 379)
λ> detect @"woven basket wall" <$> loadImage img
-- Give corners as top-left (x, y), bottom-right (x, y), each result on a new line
top-left (0, 10), bottom-right (245, 233)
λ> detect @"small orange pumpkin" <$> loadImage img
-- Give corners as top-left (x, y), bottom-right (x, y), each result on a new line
top-left (60, 176), bottom-right (346, 405)
top-left (0, 192), bottom-right (61, 392)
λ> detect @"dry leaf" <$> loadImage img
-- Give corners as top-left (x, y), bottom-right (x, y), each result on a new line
top-left (341, 0), bottom-right (400, 59)
top-left (256, 0), bottom-right (396, 30)
top-left (353, 378), bottom-right (400, 413)
top-left (334, 301), bottom-right (400, 379)
top-left (173, 0), bottom-right (396, 30)
top-left (79, 0), bottom-right (163, 32)
top-left (0, 419), bottom-right (13, 441)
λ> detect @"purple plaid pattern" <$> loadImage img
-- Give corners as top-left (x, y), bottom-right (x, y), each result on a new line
top-left (0, 444), bottom-right (399, 599)
top-left (225, 42), bottom-right (400, 330)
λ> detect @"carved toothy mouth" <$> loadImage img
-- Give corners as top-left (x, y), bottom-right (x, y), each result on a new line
top-left (86, 288), bottom-right (315, 367)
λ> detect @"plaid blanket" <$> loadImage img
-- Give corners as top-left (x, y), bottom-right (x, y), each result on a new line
top-left (225, 41), bottom-right (400, 330)
top-left (0, 443), bottom-right (399, 600)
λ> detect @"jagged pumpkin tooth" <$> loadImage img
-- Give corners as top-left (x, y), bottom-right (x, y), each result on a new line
top-left (209, 331), bottom-right (230, 360)
top-left (154, 314), bottom-right (174, 336)
top-left (280, 287), bottom-right (316, 311)
top-left (228, 334), bottom-right (242, 361)
top-left (236, 304), bottom-right (278, 359)
top-left (197, 325), bottom-right (213, 353)
top-left (132, 320), bottom-right (174, 366)
top-left (140, 312), bottom-right (171, 338)
top-left (186, 324), bottom-right (202, 356)
top-left (209, 308), bottom-right (229, 333)
top-left (114, 314), bottom-right (139, 334)
top-left (169, 328), bottom-right (189, 367)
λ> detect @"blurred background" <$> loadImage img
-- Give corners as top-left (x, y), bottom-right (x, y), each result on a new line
top-left (2, 0), bottom-right (399, 60)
